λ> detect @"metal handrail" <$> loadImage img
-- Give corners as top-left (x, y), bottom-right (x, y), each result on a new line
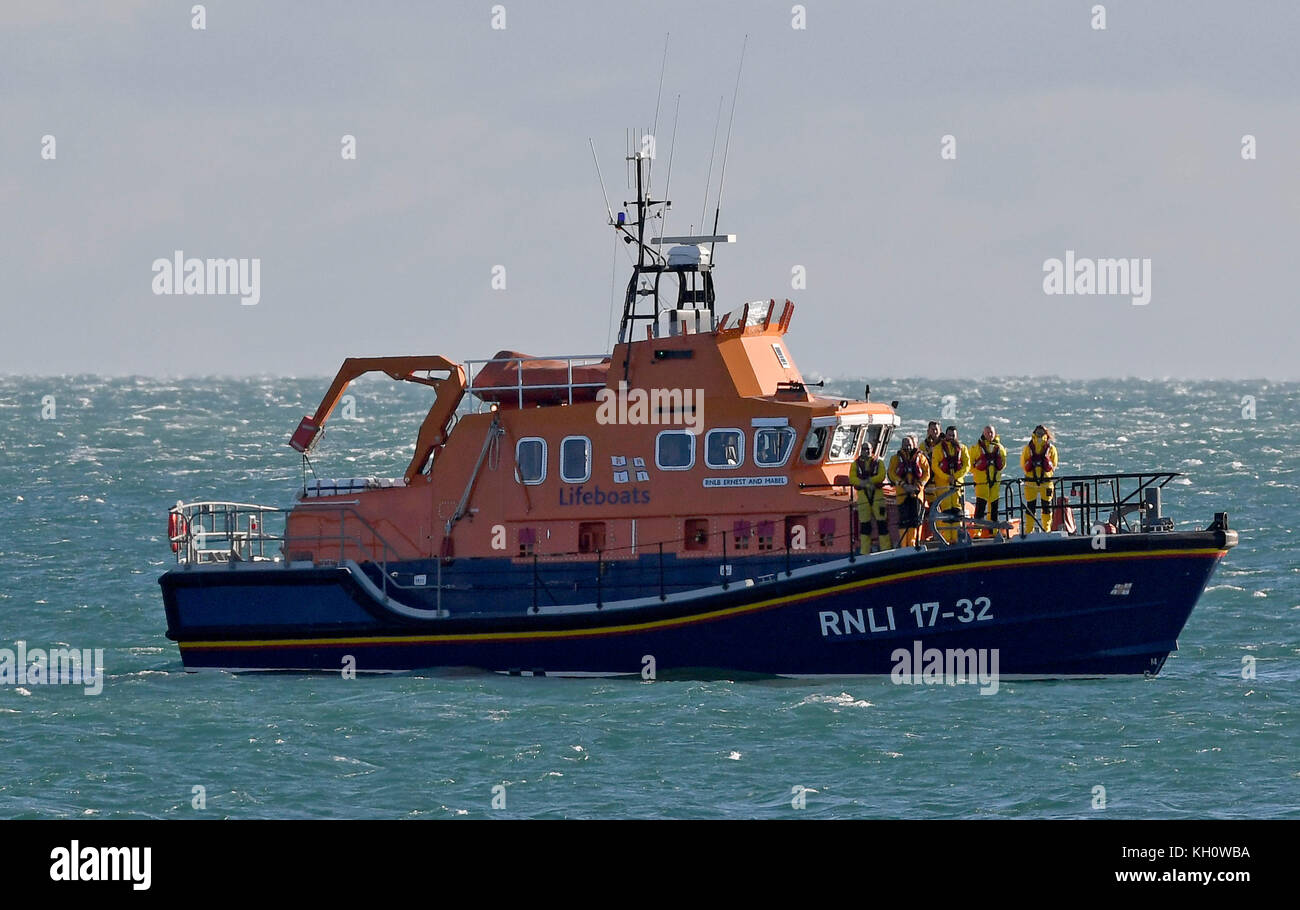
top-left (168, 471), bottom-right (1189, 614)
top-left (462, 353), bottom-right (610, 412)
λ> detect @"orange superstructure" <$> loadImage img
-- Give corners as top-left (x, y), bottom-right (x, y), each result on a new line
top-left (283, 149), bottom-right (899, 573)
top-left (284, 298), bottom-right (899, 570)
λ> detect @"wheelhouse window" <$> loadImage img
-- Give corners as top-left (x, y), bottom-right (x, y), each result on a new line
top-left (801, 425), bottom-right (829, 463)
top-left (827, 424), bottom-right (863, 462)
top-left (560, 435), bottom-right (592, 483)
top-left (515, 437), bottom-right (546, 485)
top-left (705, 428), bottom-right (744, 469)
top-left (865, 424), bottom-right (891, 458)
top-left (656, 430), bottom-right (695, 470)
top-left (754, 426), bottom-right (796, 467)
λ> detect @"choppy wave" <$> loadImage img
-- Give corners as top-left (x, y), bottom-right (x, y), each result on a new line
top-left (0, 375), bottom-right (1296, 819)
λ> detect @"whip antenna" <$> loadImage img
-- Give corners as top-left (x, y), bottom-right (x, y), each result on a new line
top-left (699, 95), bottom-right (724, 235)
top-left (648, 33), bottom-right (669, 193)
top-left (589, 138), bottom-right (615, 223)
top-left (710, 34), bottom-right (747, 260)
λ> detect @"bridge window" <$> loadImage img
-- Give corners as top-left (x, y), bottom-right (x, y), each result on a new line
top-left (705, 428), bottom-right (744, 469)
top-left (827, 424), bottom-right (863, 463)
top-left (560, 435), bottom-right (592, 483)
top-left (516, 438), bottom-right (546, 485)
top-left (754, 426), bottom-right (796, 467)
top-left (801, 425), bottom-right (829, 463)
top-left (656, 430), bottom-right (695, 471)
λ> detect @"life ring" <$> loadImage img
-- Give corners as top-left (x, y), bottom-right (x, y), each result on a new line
top-left (168, 510), bottom-right (187, 553)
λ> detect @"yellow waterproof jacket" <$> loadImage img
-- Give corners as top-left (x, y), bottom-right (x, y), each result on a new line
top-left (970, 436), bottom-right (1007, 487)
top-left (1021, 439), bottom-right (1058, 481)
top-left (921, 436), bottom-right (942, 482)
top-left (850, 454), bottom-right (887, 501)
top-left (888, 450), bottom-right (930, 497)
top-left (930, 438), bottom-right (970, 493)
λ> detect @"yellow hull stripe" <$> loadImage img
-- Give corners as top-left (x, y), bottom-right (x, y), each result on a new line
top-left (180, 547), bottom-right (1226, 651)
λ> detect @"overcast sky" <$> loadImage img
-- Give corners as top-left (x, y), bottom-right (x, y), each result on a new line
top-left (3, 1), bottom-right (1297, 379)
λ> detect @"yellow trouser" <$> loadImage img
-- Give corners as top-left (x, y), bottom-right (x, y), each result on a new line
top-left (1024, 479), bottom-right (1055, 532)
top-left (857, 495), bottom-right (892, 551)
top-left (973, 481), bottom-right (1001, 533)
top-left (933, 483), bottom-right (966, 543)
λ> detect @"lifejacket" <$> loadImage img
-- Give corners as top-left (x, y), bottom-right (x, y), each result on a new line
top-left (1023, 438), bottom-right (1056, 481)
top-left (973, 437), bottom-right (1006, 484)
top-left (892, 450), bottom-right (924, 486)
top-left (921, 436), bottom-right (942, 477)
top-left (937, 439), bottom-right (965, 479)
top-left (853, 453), bottom-right (885, 499)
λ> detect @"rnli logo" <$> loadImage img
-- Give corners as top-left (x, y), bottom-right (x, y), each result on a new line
top-left (559, 484), bottom-right (651, 506)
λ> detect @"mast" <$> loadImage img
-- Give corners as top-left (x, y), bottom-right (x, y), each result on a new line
top-left (614, 151), bottom-right (734, 353)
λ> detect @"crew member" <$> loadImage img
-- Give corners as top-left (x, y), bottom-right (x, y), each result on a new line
top-left (931, 425), bottom-right (971, 543)
top-left (970, 424), bottom-right (1007, 529)
top-left (889, 435), bottom-right (930, 547)
top-left (921, 421), bottom-right (942, 506)
top-left (1021, 425), bottom-right (1058, 533)
top-left (850, 446), bottom-right (892, 553)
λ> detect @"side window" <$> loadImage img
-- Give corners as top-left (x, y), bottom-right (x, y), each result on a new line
top-left (754, 426), bottom-right (796, 467)
top-left (656, 430), bottom-right (695, 471)
top-left (801, 425), bottom-right (829, 463)
top-left (827, 424), bottom-right (863, 462)
top-left (865, 425), bottom-right (886, 458)
top-left (560, 436), bottom-right (591, 483)
top-left (516, 437), bottom-right (546, 485)
top-left (705, 428), bottom-right (744, 469)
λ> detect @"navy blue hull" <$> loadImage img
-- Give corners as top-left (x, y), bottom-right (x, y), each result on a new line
top-left (161, 531), bottom-right (1234, 677)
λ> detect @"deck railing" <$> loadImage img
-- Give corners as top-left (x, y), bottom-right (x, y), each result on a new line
top-left (167, 471), bottom-right (1192, 611)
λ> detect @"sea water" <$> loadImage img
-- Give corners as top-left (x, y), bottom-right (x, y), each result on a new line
top-left (0, 375), bottom-right (1295, 818)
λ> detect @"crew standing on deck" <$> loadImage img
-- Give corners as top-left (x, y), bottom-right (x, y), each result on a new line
top-left (970, 424), bottom-right (1007, 529)
top-left (921, 421), bottom-right (942, 508)
top-left (889, 434), bottom-right (930, 547)
top-left (850, 446), bottom-right (892, 553)
top-left (1021, 424), bottom-right (1058, 533)
top-left (931, 425), bottom-right (971, 543)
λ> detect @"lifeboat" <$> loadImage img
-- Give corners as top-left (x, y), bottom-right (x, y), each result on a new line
top-left (469, 351), bottom-right (612, 407)
top-left (157, 124), bottom-right (1236, 680)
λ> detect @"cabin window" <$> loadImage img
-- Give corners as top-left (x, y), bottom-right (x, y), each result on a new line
top-left (801, 425), bottom-right (829, 463)
top-left (754, 426), bottom-right (796, 467)
top-left (516, 438), bottom-right (546, 484)
top-left (705, 428), bottom-right (744, 469)
top-left (656, 429), bottom-right (695, 471)
top-left (560, 435), bottom-right (592, 483)
top-left (827, 424), bottom-right (863, 462)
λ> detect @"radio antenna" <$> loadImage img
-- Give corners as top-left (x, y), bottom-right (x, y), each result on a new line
top-left (589, 138), bottom-right (615, 223)
top-left (699, 94), bottom-right (723, 235)
top-left (659, 94), bottom-right (681, 239)
top-left (710, 34), bottom-right (747, 260)
top-left (648, 33), bottom-right (669, 193)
